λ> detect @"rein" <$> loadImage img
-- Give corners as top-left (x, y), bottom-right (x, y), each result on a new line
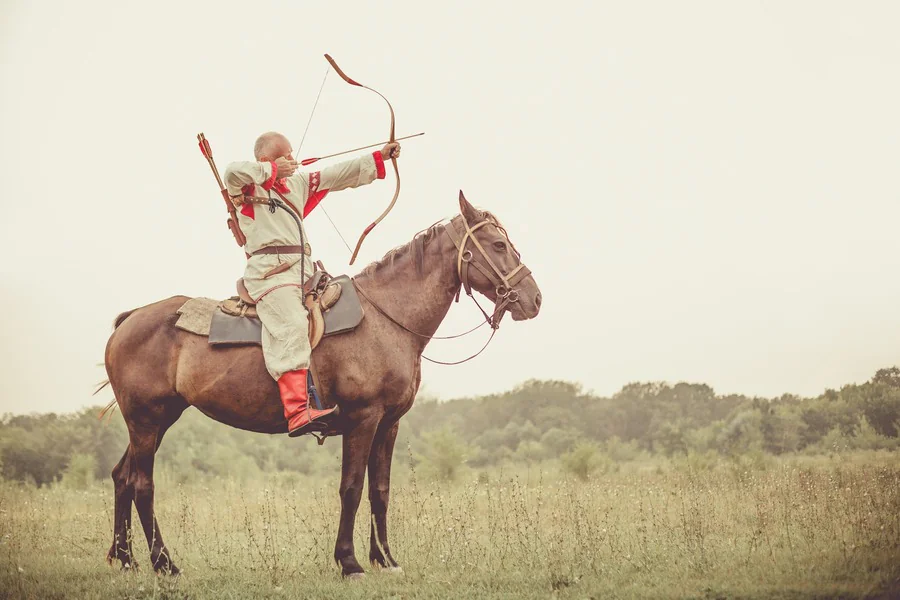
top-left (351, 212), bottom-right (530, 366)
top-left (351, 281), bottom-right (495, 365)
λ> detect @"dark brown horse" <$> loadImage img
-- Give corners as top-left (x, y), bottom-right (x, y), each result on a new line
top-left (101, 192), bottom-right (541, 578)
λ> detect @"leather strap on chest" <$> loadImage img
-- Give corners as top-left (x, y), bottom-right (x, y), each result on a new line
top-left (236, 193), bottom-right (305, 217)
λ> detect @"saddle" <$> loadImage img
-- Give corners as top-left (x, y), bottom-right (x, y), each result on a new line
top-left (205, 268), bottom-right (364, 348)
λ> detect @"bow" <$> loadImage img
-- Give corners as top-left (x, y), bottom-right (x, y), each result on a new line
top-left (323, 53), bottom-right (400, 265)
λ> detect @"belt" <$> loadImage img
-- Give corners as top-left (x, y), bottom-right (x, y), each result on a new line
top-left (251, 244), bottom-right (311, 256)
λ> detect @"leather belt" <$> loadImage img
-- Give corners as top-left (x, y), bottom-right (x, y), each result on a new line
top-left (251, 244), bottom-right (311, 256)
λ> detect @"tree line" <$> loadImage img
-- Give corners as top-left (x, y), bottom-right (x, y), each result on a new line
top-left (1, 367), bottom-right (898, 486)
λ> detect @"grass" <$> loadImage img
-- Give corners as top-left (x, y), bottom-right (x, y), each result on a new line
top-left (1, 453), bottom-right (899, 599)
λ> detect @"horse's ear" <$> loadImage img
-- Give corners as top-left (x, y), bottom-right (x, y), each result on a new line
top-left (459, 190), bottom-right (478, 221)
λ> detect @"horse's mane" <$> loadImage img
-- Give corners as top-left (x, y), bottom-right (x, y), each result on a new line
top-left (358, 220), bottom-right (449, 278)
top-left (356, 207), bottom-right (517, 278)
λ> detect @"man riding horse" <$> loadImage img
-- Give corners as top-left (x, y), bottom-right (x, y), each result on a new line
top-left (223, 132), bottom-right (401, 437)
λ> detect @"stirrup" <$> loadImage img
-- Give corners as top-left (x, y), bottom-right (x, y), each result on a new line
top-left (288, 409), bottom-right (336, 438)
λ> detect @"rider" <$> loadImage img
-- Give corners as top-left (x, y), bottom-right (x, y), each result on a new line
top-left (224, 132), bottom-right (401, 437)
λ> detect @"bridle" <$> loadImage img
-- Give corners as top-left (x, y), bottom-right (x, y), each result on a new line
top-left (444, 211), bottom-right (531, 331)
top-left (351, 211), bottom-right (532, 365)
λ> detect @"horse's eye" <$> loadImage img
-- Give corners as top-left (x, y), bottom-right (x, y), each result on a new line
top-left (493, 241), bottom-right (506, 251)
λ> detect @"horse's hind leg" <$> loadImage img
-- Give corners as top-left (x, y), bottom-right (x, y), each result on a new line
top-left (126, 398), bottom-right (187, 575)
top-left (107, 445), bottom-right (136, 569)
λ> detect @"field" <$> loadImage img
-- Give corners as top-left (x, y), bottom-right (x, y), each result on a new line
top-left (1, 452), bottom-right (898, 600)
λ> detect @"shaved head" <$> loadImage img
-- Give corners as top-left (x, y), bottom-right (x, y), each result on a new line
top-left (254, 131), bottom-right (292, 161)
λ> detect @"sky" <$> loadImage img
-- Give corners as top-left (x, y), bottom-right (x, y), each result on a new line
top-left (1, 1), bottom-right (899, 415)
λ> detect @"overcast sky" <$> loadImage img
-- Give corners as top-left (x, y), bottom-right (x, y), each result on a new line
top-left (2, 1), bottom-right (899, 415)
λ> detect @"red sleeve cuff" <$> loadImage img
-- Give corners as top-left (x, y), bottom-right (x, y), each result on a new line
top-left (261, 161), bottom-right (278, 190)
top-left (373, 151), bottom-right (386, 179)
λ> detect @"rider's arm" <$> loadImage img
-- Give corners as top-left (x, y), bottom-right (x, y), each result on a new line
top-left (223, 161), bottom-right (276, 197)
top-left (293, 151), bottom-right (386, 217)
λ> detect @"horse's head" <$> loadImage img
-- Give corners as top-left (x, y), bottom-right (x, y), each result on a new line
top-left (449, 191), bottom-right (542, 326)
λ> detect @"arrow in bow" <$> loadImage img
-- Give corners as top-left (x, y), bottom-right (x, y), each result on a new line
top-left (324, 53), bottom-right (400, 265)
top-left (300, 132), bottom-right (424, 166)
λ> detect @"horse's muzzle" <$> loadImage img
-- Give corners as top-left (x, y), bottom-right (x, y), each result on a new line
top-left (510, 290), bottom-right (541, 321)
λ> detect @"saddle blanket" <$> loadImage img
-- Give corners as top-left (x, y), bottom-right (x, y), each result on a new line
top-left (175, 297), bottom-right (220, 337)
top-left (173, 276), bottom-right (364, 346)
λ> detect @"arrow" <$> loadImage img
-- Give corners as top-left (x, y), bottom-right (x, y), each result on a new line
top-left (300, 132), bottom-right (424, 166)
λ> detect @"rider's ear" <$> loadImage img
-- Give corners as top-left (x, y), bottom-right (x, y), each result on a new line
top-left (459, 190), bottom-right (479, 222)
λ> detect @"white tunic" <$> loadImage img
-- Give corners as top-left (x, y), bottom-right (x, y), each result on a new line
top-left (222, 151), bottom-right (385, 379)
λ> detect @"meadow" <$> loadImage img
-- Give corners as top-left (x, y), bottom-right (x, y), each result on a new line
top-left (1, 451), bottom-right (898, 599)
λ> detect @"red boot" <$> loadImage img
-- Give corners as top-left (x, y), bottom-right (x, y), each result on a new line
top-left (277, 369), bottom-right (337, 437)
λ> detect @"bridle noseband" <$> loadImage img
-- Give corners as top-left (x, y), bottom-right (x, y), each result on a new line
top-left (444, 212), bottom-right (532, 330)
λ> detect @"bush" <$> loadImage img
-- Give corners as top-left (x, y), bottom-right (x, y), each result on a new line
top-left (418, 428), bottom-right (467, 482)
top-left (61, 453), bottom-right (97, 490)
top-left (515, 440), bottom-right (547, 463)
top-left (561, 442), bottom-right (610, 481)
top-left (852, 416), bottom-right (900, 451)
top-left (539, 428), bottom-right (582, 455)
top-left (672, 449), bottom-right (719, 473)
top-left (604, 436), bottom-right (643, 462)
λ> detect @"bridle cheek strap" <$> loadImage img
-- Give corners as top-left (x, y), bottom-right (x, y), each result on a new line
top-left (444, 214), bottom-right (530, 329)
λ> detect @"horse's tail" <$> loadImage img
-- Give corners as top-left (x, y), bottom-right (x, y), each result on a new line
top-left (94, 377), bottom-right (119, 422)
top-left (95, 308), bottom-right (135, 423)
top-left (94, 378), bottom-right (111, 395)
top-left (97, 396), bottom-right (118, 422)
top-left (113, 308), bottom-right (136, 330)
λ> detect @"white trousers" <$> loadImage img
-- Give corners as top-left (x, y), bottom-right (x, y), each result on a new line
top-left (255, 285), bottom-right (311, 380)
top-left (243, 255), bottom-right (312, 381)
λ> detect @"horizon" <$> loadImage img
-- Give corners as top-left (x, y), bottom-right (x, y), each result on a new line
top-left (5, 365), bottom-right (898, 418)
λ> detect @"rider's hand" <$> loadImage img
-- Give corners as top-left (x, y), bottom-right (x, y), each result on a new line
top-left (273, 156), bottom-right (298, 178)
top-left (381, 142), bottom-right (401, 160)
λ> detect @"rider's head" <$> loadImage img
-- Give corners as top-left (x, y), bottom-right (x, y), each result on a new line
top-left (254, 132), bottom-right (293, 162)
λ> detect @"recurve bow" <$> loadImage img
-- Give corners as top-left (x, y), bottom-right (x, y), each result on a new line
top-left (324, 53), bottom-right (400, 265)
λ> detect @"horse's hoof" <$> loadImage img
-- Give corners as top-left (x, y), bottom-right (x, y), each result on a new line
top-left (384, 566), bottom-right (403, 575)
top-left (152, 558), bottom-right (180, 577)
top-left (120, 562), bottom-right (136, 572)
top-left (107, 551), bottom-right (135, 571)
top-left (346, 572), bottom-right (366, 581)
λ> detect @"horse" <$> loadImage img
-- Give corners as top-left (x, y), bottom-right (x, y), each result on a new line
top-left (100, 191), bottom-right (542, 578)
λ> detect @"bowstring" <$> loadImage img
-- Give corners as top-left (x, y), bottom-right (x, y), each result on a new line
top-left (295, 65), bottom-right (353, 255)
top-left (296, 66), bottom-right (329, 155)
top-left (320, 207), bottom-right (352, 252)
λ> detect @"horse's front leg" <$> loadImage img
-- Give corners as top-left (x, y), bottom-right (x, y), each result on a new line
top-left (334, 408), bottom-right (381, 578)
top-left (368, 419), bottom-right (402, 571)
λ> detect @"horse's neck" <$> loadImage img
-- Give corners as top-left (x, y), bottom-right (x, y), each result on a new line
top-left (355, 226), bottom-right (460, 345)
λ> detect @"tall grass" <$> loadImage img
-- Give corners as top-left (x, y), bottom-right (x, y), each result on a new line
top-left (0, 452), bottom-right (898, 599)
